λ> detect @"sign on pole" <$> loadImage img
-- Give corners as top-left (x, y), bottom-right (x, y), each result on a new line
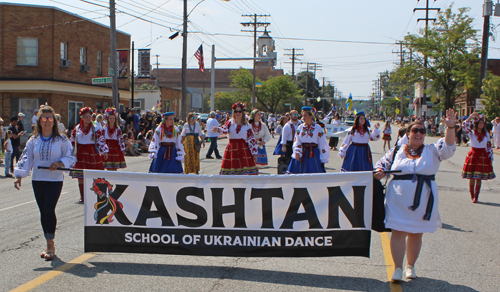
top-left (92, 77), bottom-right (112, 85)
top-left (475, 99), bottom-right (485, 111)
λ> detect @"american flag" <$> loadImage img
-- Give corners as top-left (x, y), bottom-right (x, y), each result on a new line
top-left (194, 44), bottom-right (204, 72)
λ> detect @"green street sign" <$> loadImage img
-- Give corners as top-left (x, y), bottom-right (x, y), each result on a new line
top-left (92, 77), bottom-right (112, 85)
top-left (109, 68), bottom-right (115, 76)
top-left (284, 103), bottom-right (291, 106)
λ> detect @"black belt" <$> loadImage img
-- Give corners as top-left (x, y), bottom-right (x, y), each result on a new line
top-left (392, 174), bottom-right (436, 221)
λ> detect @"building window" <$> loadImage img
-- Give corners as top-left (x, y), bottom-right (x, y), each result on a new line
top-left (60, 42), bottom-right (68, 60)
top-left (97, 51), bottom-right (102, 75)
top-left (80, 47), bottom-right (87, 65)
top-left (68, 101), bottom-right (84, 129)
top-left (17, 37), bottom-right (38, 66)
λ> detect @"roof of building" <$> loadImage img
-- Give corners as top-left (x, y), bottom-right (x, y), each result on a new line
top-left (0, 2), bottom-right (131, 36)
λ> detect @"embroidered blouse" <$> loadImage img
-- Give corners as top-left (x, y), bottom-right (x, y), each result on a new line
top-left (383, 126), bottom-right (392, 135)
top-left (462, 120), bottom-right (493, 161)
top-left (148, 125), bottom-right (185, 159)
top-left (292, 123), bottom-right (330, 163)
top-left (252, 121), bottom-right (272, 145)
top-left (70, 124), bottom-right (109, 154)
top-left (15, 135), bottom-right (77, 181)
top-left (217, 120), bottom-right (258, 155)
top-left (338, 127), bottom-right (381, 158)
top-left (103, 126), bottom-right (126, 152)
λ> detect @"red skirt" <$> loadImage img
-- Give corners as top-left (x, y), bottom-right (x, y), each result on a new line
top-left (220, 139), bottom-right (258, 175)
top-left (70, 143), bottom-right (104, 178)
top-left (103, 139), bottom-right (126, 169)
top-left (462, 147), bottom-right (496, 180)
top-left (382, 133), bottom-right (392, 141)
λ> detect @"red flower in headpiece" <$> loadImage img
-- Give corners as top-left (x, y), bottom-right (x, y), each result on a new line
top-left (104, 107), bottom-right (117, 119)
top-left (79, 107), bottom-right (93, 116)
top-left (232, 102), bottom-right (246, 111)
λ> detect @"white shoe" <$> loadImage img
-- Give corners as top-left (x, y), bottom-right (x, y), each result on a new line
top-left (391, 268), bottom-right (403, 282)
top-left (404, 265), bottom-right (416, 279)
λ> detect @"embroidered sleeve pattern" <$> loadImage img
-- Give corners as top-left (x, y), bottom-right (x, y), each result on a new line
top-left (375, 146), bottom-right (397, 171)
top-left (69, 126), bottom-right (77, 147)
top-left (462, 120), bottom-right (473, 135)
top-left (14, 137), bottom-right (35, 178)
top-left (433, 138), bottom-right (456, 162)
top-left (292, 126), bottom-right (303, 160)
top-left (218, 120), bottom-right (230, 134)
top-left (338, 132), bottom-right (352, 158)
top-left (370, 128), bottom-right (381, 141)
top-left (175, 126), bottom-right (186, 161)
top-left (96, 126), bottom-right (109, 154)
top-left (318, 127), bottom-right (330, 163)
top-left (60, 136), bottom-right (77, 168)
top-left (117, 128), bottom-right (126, 152)
top-left (246, 128), bottom-right (258, 155)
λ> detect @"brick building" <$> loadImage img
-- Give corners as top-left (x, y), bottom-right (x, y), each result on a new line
top-left (0, 3), bottom-right (132, 132)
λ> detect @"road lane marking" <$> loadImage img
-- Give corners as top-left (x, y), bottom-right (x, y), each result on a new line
top-left (380, 232), bottom-right (403, 292)
top-left (10, 252), bottom-right (99, 292)
top-left (0, 193), bottom-right (68, 212)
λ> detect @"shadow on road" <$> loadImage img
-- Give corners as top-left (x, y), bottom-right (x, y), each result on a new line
top-left (399, 277), bottom-right (479, 292)
top-left (78, 262), bottom-right (388, 291)
top-left (476, 201), bottom-right (500, 208)
top-left (441, 223), bottom-right (472, 233)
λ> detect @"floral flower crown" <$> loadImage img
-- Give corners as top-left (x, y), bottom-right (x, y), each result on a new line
top-left (232, 102), bottom-right (246, 111)
top-left (79, 107), bottom-right (93, 116)
top-left (104, 107), bottom-right (117, 119)
top-left (474, 113), bottom-right (486, 123)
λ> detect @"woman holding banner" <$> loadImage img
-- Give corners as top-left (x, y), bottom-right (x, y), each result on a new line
top-left (339, 111), bottom-right (381, 172)
top-left (148, 112), bottom-right (184, 174)
top-left (249, 109), bottom-right (272, 166)
top-left (374, 108), bottom-right (456, 282)
top-left (102, 108), bottom-right (127, 171)
top-left (69, 107), bottom-right (108, 202)
top-left (181, 112), bottom-right (204, 174)
top-left (212, 102), bottom-right (258, 175)
top-left (329, 113), bottom-right (341, 150)
top-left (287, 107), bottom-right (329, 173)
top-left (14, 106), bottom-right (76, 261)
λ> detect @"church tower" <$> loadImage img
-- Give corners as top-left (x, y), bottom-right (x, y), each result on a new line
top-left (256, 28), bottom-right (277, 70)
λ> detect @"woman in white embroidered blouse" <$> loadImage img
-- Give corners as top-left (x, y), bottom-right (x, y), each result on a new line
top-left (14, 106), bottom-right (76, 261)
top-left (102, 108), bottom-right (126, 171)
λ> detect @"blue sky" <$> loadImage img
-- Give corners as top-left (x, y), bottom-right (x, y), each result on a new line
top-left (2, 0), bottom-right (495, 99)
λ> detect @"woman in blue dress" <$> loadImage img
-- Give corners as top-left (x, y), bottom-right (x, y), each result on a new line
top-left (287, 107), bottom-right (329, 173)
top-left (148, 112), bottom-right (185, 173)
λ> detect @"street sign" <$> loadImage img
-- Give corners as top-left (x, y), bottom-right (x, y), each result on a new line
top-left (422, 105), bottom-right (427, 110)
top-left (408, 104), bottom-right (414, 109)
top-left (395, 108), bottom-right (400, 114)
top-left (109, 68), bottom-right (115, 76)
top-left (92, 77), bottom-right (112, 85)
top-left (475, 99), bottom-right (485, 110)
top-left (284, 103), bottom-right (291, 106)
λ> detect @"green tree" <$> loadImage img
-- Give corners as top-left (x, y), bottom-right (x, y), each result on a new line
top-left (258, 75), bottom-right (301, 113)
top-left (213, 91), bottom-right (238, 111)
top-left (401, 5), bottom-right (480, 110)
top-left (481, 74), bottom-right (500, 121)
top-left (296, 71), bottom-right (321, 98)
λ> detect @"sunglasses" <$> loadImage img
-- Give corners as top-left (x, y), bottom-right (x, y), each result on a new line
top-left (190, 117), bottom-right (196, 119)
top-left (292, 114), bottom-right (298, 117)
top-left (234, 110), bottom-right (243, 113)
top-left (410, 128), bottom-right (426, 134)
top-left (40, 117), bottom-right (54, 122)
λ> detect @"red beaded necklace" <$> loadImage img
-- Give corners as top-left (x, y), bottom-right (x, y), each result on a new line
top-left (252, 121), bottom-right (262, 135)
top-left (404, 144), bottom-right (424, 160)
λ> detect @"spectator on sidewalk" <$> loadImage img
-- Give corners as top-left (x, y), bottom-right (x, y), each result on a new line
top-left (205, 111), bottom-right (222, 159)
top-left (8, 116), bottom-right (25, 173)
top-left (32, 109), bottom-right (39, 125)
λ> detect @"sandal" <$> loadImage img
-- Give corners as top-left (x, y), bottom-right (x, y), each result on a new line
top-left (42, 240), bottom-right (56, 261)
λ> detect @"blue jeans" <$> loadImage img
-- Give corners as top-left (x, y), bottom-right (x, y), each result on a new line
top-left (206, 137), bottom-right (220, 158)
top-left (32, 181), bottom-right (64, 240)
top-left (4, 151), bottom-right (12, 175)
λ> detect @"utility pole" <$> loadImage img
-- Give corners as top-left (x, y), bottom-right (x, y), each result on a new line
top-left (153, 54), bottom-right (160, 87)
top-left (284, 48), bottom-right (303, 110)
top-left (131, 41), bottom-right (135, 108)
top-left (181, 0), bottom-right (188, 120)
top-left (241, 14), bottom-right (270, 108)
top-left (479, 0), bottom-right (493, 103)
top-left (109, 0), bottom-right (119, 107)
top-left (393, 41), bottom-right (406, 117)
top-left (414, 0), bottom-right (440, 117)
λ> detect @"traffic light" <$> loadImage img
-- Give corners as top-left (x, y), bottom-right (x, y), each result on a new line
top-left (360, 101), bottom-right (363, 105)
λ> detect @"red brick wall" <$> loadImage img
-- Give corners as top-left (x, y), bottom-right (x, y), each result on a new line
top-left (0, 4), bottom-right (130, 90)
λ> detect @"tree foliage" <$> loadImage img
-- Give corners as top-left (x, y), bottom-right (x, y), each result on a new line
top-left (481, 73), bottom-right (500, 121)
top-left (296, 71), bottom-right (321, 98)
top-left (398, 5), bottom-right (480, 111)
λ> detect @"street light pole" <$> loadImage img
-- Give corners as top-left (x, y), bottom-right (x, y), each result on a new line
top-left (181, 0), bottom-right (188, 121)
top-left (479, 0), bottom-right (493, 100)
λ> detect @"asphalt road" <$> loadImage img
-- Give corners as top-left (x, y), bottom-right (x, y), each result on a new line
top-left (1, 128), bottom-right (499, 292)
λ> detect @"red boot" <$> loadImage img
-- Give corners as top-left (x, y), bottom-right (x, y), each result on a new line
top-left (78, 184), bottom-right (84, 203)
top-left (473, 184), bottom-right (481, 203)
top-left (469, 183), bottom-right (475, 201)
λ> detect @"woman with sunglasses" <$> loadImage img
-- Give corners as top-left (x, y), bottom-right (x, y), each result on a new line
top-left (249, 109), bottom-right (272, 167)
top-left (14, 106), bottom-right (76, 261)
top-left (461, 112), bottom-right (495, 203)
top-left (211, 102), bottom-right (258, 175)
top-left (287, 107), bottom-right (329, 173)
top-left (69, 107), bottom-right (108, 202)
top-left (374, 109), bottom-right (456, 282)
top-left (181, 112), bottom-right (204, 174)
top-left (148, 112), bottom-right (184, 174)
top-left (102, 108), bottom-right (127, 171)
top-left (339, 111), bottom-right (381, 172)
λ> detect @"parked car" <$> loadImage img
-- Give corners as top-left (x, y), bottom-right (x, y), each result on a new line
top-left (344, 115), bottom-right (355, 126)
top-left (199, 114), bottom-right (209, 123)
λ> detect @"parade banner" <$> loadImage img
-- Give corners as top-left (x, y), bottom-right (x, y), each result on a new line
top-left (325, 124), bottom-right (351, 138)
top-left (84, 170), bottom-right (373, 257)
top-left (137, 49), bottom-right (151, 78)
top-left (117, 49), bottom-right (129, 78)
